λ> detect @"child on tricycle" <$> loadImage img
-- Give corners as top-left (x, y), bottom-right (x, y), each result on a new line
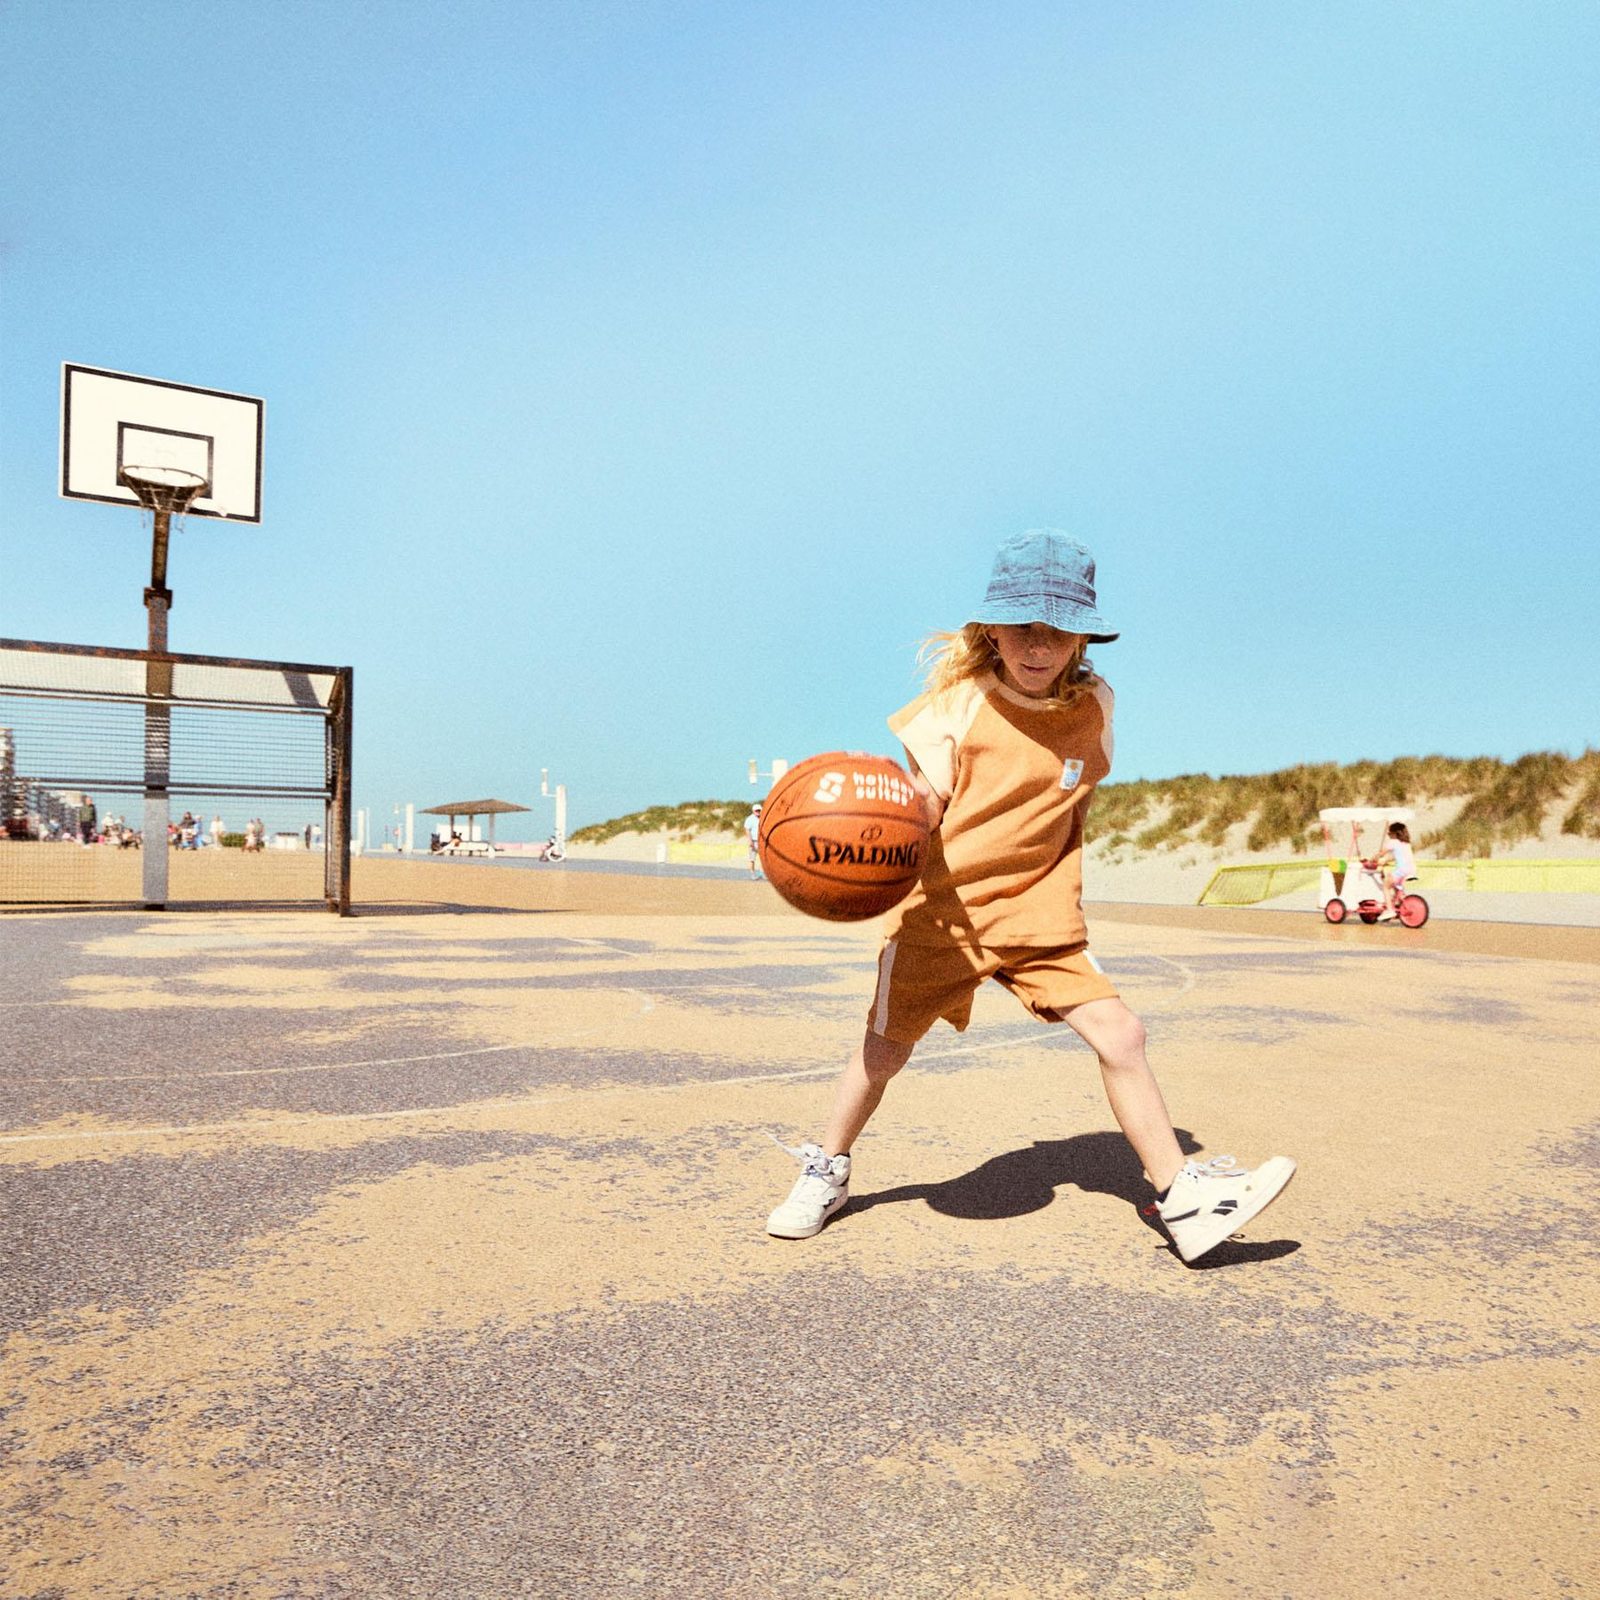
top-left (1317, 807), bottom-right (1430, 927)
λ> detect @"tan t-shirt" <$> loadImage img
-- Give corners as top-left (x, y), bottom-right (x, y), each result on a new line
top-left (885, 672), bottom-right (1114, 949)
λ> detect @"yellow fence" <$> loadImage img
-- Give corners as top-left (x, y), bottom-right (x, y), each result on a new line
top-left (1439, 858), bottom-right (1600, 894)
top-left (665, 839), bottom-right (748, 864)
top-left (1199, 858), bottom-right (1600, 906)
top-left (1198, 862), bottom-right (1323, 906)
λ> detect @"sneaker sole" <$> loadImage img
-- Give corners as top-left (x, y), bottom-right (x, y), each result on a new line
top-left (1173, 1159), bottom-right (1297, 1263)
top-left (765, 1194), bottom-right (848, 1239)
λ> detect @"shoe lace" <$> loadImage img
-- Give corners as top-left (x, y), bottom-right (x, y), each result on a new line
top-left (1183, 1154), bottom-right (1241, 1181)
top-left (769, 1133), bottom-right (839, 1183)
top-left (1145, 1154), bottom-right (1245, 1217)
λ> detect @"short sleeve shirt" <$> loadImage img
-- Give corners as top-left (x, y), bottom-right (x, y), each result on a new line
top-left (885, 672), bottom-right (1114, 949)
top-left (1388, 837), bottom-right (1416, 878)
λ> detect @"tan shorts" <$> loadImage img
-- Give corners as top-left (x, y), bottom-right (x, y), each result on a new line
top-left (867, 936), bottom-right (1120, 1044)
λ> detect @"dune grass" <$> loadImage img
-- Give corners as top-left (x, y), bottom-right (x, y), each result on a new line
top-left (1422, 751), bottom-right (1576, 857)
top-left (575, 751), bottom-right (1597, 857)
top-left (1561, 752), bottom-right (1600, 841)
top-left (1092, 750), bottom-right (1593, 857)
top-left (571, 799), bottom-right (751, 845)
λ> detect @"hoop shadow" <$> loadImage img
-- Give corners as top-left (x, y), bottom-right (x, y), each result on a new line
top-left (842, 1127), bottom-right (1301, 1270)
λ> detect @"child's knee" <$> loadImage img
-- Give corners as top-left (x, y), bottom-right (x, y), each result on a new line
top-left (862, 1031), bottom-right (914, 1083)
top-left (1098, 1011), bottom-right (1148, 1066)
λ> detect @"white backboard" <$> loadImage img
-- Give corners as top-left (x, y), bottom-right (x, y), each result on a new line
top-left (60, 364), bottom-right (264, 523)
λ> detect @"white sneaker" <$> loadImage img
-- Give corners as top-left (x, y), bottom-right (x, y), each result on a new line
top-left (1156, 1153), bottom-right (1297, 1263)
top-left (766, 1139), bottom-right (851, 1239)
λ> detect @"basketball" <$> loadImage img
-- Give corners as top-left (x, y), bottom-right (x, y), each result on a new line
top-left (758, 751), bottom-right (931, 922)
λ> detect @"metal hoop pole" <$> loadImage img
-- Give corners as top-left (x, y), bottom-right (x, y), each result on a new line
top-left (141, 505), bottom-right (175, 906)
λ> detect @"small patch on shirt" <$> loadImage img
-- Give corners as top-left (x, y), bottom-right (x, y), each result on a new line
top-left (1060, 758), bottom-right (1084, 789)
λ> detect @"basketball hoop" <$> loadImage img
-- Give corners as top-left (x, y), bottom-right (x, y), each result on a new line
top-left (119, 465), bottom-right (211, 633)
top-left (118, 463), bottom-right (210, 517)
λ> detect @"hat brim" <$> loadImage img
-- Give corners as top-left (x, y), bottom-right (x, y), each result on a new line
top-left (970, 598), bottom-right (1119, 643)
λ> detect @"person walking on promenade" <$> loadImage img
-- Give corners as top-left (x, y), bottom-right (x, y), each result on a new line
top-left (745, 802), bottom-right (764, 878)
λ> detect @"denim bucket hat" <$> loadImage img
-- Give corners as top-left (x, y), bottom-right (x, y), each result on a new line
top-left (969, 529), bottom-right (1119, 641)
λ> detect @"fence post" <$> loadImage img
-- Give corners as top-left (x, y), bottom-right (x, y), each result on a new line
top-left (141, 645), bottom-right (172, 909)
top-left (325, 668), bottom-right (353, 915)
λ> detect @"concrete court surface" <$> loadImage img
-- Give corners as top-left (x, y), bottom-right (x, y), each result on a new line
top-left (2, 865), bottom-right (1597, 1599)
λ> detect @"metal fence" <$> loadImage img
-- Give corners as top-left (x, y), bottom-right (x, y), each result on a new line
top-left (1199, 854), bottom-right (1600, 905)
top-left (1, 638), bottom-right (351, 911)
top-left (1196, 860), bottom-right (1323, 906)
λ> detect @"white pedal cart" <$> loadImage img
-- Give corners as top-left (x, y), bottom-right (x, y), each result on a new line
top-left (1316, 806), bottom-right (1429, 927)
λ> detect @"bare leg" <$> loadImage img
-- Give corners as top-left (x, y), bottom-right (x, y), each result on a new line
top-left (1060, 997), bottom-right (1185, 1192)
top-left (821, 1028), bottom-right (916, 1155)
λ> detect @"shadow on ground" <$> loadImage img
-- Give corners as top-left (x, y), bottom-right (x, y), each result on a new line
top-left (844, 1127), bottom-right (1302, 1269)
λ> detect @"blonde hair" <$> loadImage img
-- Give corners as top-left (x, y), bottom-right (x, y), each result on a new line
top-left (918, 622), bottom-right (1096, 707)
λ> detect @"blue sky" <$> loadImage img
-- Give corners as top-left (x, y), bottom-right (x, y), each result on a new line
top-left (3, 1), bottom-right (1596, 837)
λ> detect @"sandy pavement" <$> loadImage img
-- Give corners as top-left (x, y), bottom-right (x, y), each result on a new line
top-left (9, 835), bottom-right (1600, 928)
top-left (2, 863), bottom-right (1596, 1598)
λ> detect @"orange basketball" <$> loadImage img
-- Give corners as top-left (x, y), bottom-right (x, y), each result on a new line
top-left (758, 751), bottom-right (931, 922)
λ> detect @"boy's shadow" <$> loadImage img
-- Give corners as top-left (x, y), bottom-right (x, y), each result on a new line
top-left (844, 1128), bottom-right (1300, 1269)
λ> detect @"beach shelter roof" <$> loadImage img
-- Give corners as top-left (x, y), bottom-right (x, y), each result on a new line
top-left (421, 798), bottom-right (532, 816)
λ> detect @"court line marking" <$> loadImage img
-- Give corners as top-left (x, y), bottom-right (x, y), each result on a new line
top-left (892, 952), bottom-right (1198, 1060)
top-left (13, 990), bottom-right (658, 1086)
top-left (0, 1061), bottom-right (850, 1146)
top-left (0, 930), bottom-right (758, 1011)
top-left (0, 1014), bottom-right (1155, 1148)
top-left (0, 940), bottom-right (1197, 1147)
top-left (1141, 953), bottom-right (1199, 1007)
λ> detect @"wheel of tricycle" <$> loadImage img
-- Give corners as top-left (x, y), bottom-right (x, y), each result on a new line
top-left (1358, 909), bottom-right (1380, 924)
top-left (1323, 899), bottom-right (1347, 924)
top-left (1398, 892), bottom-right (1430, 928)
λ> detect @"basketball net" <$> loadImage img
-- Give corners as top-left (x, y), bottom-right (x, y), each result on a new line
top-left (119, 463), bottom-right (209, 538)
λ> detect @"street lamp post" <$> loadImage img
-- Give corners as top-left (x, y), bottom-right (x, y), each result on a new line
top-left (539, 769), bottom-right (568, 852)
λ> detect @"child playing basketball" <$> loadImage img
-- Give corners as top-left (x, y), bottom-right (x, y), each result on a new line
top-left (767, 528), bottom-right (1296, 1263)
